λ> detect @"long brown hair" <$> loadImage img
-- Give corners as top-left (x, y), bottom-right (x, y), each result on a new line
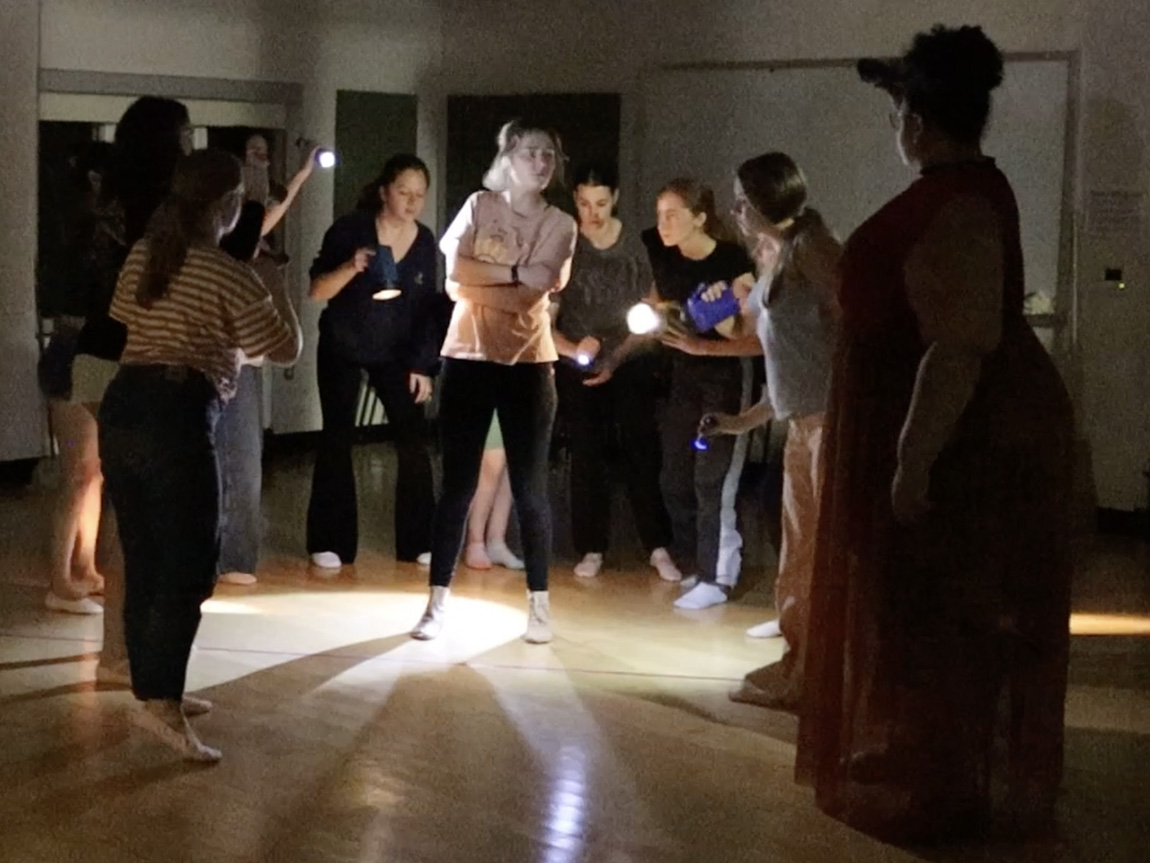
top-left (735, 151), bottom-right (826, 264)
top-left (137, 149), bottom-right (243, 308)
top-left (659, 177), bottom-right (732, 242)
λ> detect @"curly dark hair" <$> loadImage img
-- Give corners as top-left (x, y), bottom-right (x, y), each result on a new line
top-left (858, 25), bottom-right (1005, 143)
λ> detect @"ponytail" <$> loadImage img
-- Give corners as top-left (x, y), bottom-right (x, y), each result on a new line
top-left (135, 149), bottom-right (243, 308)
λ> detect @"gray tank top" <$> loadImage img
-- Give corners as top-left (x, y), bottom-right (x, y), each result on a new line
top-left (750, 231), bottom-right (835, 419)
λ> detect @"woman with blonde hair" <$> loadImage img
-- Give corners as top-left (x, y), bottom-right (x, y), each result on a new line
top-left (412, 120), bottom-right (576, 643)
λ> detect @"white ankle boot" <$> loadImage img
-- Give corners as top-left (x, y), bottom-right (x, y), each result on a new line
top-left (411, 586), bottom-right (449, 640)
top-left (525, 590), bottom-right (553, 644)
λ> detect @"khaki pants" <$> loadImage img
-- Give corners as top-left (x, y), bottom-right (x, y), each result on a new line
top-left (744, 413), bottom-right (825, 705)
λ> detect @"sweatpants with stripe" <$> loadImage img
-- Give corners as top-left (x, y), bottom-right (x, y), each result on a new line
top-left (660, 354), bottom-right (752, 586)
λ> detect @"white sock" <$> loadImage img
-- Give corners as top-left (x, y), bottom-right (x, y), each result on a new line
top-left (673, 581), bottom-right (728, 610)
top-left (649, 548), bottom-right (682, 582)
top-left (487, 542), bottom-right (525, 570)
top-left (746, 619), bottom-right (783, 638)
top-left (573, 553), bottom-right (603, 578)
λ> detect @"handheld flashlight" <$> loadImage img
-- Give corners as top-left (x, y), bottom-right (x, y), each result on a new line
top-left (298, 137), bottom-right (338, 169)
top-left (626, 303), bottom-right (664, 336)
top-left (693, 414), bottom-right (719, 451)
top-left (575, 351), bottom-right (593, 367)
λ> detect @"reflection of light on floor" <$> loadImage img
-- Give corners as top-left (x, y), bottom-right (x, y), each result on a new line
top-left (1071, 613), bottom-right (1150, 636)
top-left (201, 598), bottom-right (264, 615)
top-left (541, 747), bottom-right (589, 862)
top-left (198, 590), bottom-right (529, 674)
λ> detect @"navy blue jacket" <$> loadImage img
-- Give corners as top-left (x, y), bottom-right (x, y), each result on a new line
top-left (311, 210), bottom-right (443, 374)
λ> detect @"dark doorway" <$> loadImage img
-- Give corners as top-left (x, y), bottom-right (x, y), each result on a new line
top-left (37, 121), bottom-right (100, 319)
top-left (444, 93), bottom-right (621, 224)
top-left (333, 91), bottom-right (419, 220)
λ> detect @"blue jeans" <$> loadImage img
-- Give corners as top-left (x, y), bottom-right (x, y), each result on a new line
top-left (99, 365), bottom-right (222, 701)
top-left (216, 365), bottom-right (263, 575)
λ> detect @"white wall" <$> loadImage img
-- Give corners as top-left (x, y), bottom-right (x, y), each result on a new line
top-left (7, 0), bottom-right (1148, 509)
top-left (0, 0), bottom-right (45, 462)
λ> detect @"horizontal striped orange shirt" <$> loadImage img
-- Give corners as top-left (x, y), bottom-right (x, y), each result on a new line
top-left (110, 241), bottom-right (292, 400)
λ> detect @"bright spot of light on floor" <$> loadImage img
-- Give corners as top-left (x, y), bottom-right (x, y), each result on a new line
top-left (201, 598), bottom-right (263, 615)
top-left (1070, 613), bottom-right (1150, 636)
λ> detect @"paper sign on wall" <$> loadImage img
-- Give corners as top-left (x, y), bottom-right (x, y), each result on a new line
top-left (1086, 190), bottom-right (1144, 236)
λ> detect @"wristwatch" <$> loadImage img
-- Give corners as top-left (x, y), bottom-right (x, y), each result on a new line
top-left (510, 263), bottom-right (520, 285)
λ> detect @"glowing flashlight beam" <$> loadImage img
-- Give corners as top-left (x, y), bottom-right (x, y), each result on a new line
top-left (626, 303), bottom-right (662, 335)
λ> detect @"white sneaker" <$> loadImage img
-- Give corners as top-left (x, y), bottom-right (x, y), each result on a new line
top-left (218, 571), bottom-right (257, 586)
top-left (673, 581), bottom-right (728, 610)
top-left (133, 699), bottom-right (221, 763)
top-left (411, 586), bottom-right (449, 640)
top-left (746, 619), bottom-right (783, 638)
top-left (310, 551), bottom-right (341, 570)
top-left (679, 575), bottom-right (700, 592)
top-left (525, 590), bottom-right (553, 644)
top-left (45, 592), bottom-right (103, 615)
top-left (487, 542), bottom-right (525, 570)
top-left (649, 548), bottom-right (682, 582)
top-left (416, 552), bottom-right (432, 567)
top-left (573, 553), bottom-right (603, 579)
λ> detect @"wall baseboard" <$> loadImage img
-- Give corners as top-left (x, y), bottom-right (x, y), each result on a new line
top-left (1096, 507), bottom-right (1150, 540)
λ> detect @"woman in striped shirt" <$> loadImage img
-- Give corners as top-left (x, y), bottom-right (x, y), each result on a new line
top-left (99, 149), bottom-right (301, 762)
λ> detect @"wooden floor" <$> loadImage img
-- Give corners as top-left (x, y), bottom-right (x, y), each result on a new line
top-left (1, 442), bottom-right (1149, 863)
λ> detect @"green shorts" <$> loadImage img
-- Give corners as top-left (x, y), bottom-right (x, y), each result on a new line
top-left (484, 416), bottom-right (503, 450)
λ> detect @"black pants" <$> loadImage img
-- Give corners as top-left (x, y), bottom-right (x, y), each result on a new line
top-left (556, 356), bottom-right (672, 557)
top-left (99, 365), bottom-right (222, 702)
top-left (661, 354), bottom-right (750, 585)
top-left (307, 337), bottom-right (435, 563)
top-left (430, 358), bottom-right (556, 592)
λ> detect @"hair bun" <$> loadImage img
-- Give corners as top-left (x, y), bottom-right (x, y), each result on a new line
top-left (856, 58), bottom-right (903, 91)
top-left (907, 25), bottom-right (1004, 93)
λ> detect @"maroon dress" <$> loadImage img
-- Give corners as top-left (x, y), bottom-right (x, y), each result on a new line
top-left (796, 161), bottom-right (1075, 842)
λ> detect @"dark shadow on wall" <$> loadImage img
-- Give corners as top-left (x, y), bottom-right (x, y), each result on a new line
top-left (444, 93), bottom-right (622, 223)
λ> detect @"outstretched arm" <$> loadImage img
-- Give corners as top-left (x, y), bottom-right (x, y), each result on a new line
top-left (262, 147), bottom-right (319, 237)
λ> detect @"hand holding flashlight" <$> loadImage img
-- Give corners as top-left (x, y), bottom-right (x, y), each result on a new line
top-left (349, 247), bottom-right (375, 274)
top-left (692, 414), bottom-right (720, 451)
top-left (296, 137), bottom-right (337, 170)
top-left (574, 336), bottom-right (601, 368)
top-left (626, 300), bottom-right (685, 336)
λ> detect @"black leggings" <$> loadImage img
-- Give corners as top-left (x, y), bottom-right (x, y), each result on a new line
top-left (429, 359), bottom-right (556, 592)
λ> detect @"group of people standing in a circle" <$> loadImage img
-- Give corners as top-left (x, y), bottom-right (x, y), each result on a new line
top-left (305, 25), bottom-right (1076, 843)
top-left (38, 21), bottom-right (1076, 846)
top-left (302, 119), bottom-right (823, 649)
